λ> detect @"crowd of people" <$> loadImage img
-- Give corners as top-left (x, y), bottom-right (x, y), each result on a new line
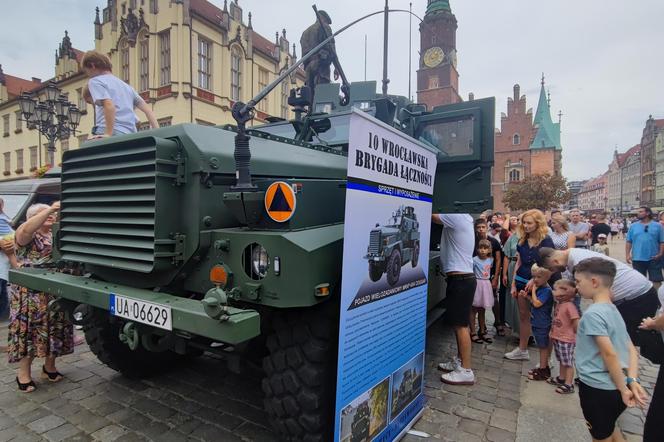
top-left (434, 207), bottom-right (663, 442)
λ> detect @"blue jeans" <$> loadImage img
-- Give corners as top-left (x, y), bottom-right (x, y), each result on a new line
top-left (0, 279), bottom-right (8, 320)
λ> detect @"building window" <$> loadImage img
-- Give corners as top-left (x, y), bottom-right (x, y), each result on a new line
top-left (29, 146), bottom-right (38, 170)
top-left (15, 111), bottom-right (22, 132)
top-left (2, 115), bottom-right (9, 137)
top-left (281, 81), bottom-right (289, 119)
top-left (15, 149), bottom-right (23, 173)
top-left (198, 38), bottom-right (212, 90)
top-left (159, 31), bottom-right (171, 85)
top-left (257, 68), bottom-right (269, 112)
top-left (121, 45), bottom-right (130, 82)
top-left (508, 169), bottom-right (521, 182)
top-left (158, 117), bottom-right (172, 127)
top-left (231, 46), bottom-right (242, 101)
top-left (137, 122), bottom-right (151, 131)
top-left (3, 153), bottom-right (10, 174)
top-left (76, 88), bottom-right (87, 112)
top-left (149, 0), bottom-right (158, 13)
top-left (513, 134), bottom-right (520, 145)
top-left (139, 37), bottom-right (149, 92)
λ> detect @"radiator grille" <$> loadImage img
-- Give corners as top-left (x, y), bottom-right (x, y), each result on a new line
top-left (60, 143), bottom-right (157, 273)
top-left (368, 230), bottom-right (381, 255)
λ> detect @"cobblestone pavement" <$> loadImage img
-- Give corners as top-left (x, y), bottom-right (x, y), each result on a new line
top-left (0, 236), bottom-right (657, 441)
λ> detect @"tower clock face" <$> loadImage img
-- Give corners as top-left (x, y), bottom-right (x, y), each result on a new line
top-left (423, 46), bottom-right (444, 67)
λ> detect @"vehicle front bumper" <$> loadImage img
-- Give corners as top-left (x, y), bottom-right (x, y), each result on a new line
top-left (9, 268), bottom-right (260, 345)
top-left (364, 253), bottom-right (385, 262)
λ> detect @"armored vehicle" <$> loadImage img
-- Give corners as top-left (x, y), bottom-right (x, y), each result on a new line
top-left (10, 15), bottom-right (494, 442)
top-left (0, 172), bottom-right (61, 226)
top-left (365, 205), bottom-right (419, 286)
top-left (350, 401), bottom-right (371, 442)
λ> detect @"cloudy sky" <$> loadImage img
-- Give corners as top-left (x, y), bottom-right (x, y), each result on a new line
top-left (2, 0), bottom-right (663, 180)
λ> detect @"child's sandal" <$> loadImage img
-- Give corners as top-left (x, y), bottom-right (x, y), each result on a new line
top-left (546, 376), bottom-right (565, 386)
top-left (480, 332), bottom-right (493, 344)
top-left (528, 367), bottom-right (549, 381)
top-left (471, 334), bottom-right (484, 344)
top-left (16, 377), bottom-right (36, 393)
top-left (555, 384), bottom-right (575, 394)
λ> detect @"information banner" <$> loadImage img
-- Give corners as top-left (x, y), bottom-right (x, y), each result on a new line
top-left (334, 110), bottom-right (437, 442)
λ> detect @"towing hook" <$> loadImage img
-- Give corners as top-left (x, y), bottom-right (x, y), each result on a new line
top-left (119, 322), bottom-right (140, 350)
top-left (202, 287), bottom-right (230, 321)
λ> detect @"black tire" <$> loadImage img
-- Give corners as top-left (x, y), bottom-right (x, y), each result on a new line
top-left (83, 309), bottom-right (183, 379)
top-left (368, 261), bottom-right (384, 282)
top-left (262, 301), bottom-right (338, 441)
top-left (411, 241), bottom-right (420, 268)
top-left (386, 249), bottom-right (402, 286)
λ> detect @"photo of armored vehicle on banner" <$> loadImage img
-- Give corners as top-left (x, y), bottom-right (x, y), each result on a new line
top-left (339, 377), bottom-right (389, 442)
top-left (390, 353), bottom-right (425, 420)
top-left (365, 205), bottom-right (419, 286)
top-left (9, 7), bottom-right (494, 441)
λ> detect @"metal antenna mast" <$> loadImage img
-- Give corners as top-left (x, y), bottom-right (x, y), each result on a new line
top-left (408, 2), bottom-right (412, 100)
top-left (364, 34), bottom-right (367, 81)
top-left (382, 0), bottom-right (389, 96)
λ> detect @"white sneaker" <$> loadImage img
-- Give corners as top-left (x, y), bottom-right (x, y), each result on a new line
top-left (441, 367), bottom-right (475, 385)
top-left (504, 347), bottom-right (530, 360)
top-left (437, 356), bottom-right (461, 372)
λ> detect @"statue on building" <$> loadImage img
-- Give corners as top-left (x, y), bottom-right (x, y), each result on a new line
top-left (120, 8), bottom-right (147, 47)
top-left (300, 10), bottom-right (338, 90)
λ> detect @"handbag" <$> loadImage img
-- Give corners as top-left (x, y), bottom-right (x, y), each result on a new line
top-left (636, 328), bottom-right (664, 365)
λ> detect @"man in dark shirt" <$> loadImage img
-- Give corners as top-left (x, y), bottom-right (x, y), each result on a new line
top-left (590, 213), bottom-right (612, 245)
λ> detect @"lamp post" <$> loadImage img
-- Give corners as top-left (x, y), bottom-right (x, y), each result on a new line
top-left (18, 81), bottom-right (81, 167)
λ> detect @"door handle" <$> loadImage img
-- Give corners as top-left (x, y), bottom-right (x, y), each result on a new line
top-left (453, 199), bottom-right (488, 206)
top-left (456, 167), bottom-right (482, 183)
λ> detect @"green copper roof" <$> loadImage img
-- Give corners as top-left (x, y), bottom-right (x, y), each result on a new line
top-left (530, 80), bottom-right (562, 151)
top-left (426, 0), bottom-right (451, 15)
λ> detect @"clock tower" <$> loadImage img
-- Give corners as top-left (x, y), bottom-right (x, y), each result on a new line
top-left (417, 0), bottom-right (462, 108)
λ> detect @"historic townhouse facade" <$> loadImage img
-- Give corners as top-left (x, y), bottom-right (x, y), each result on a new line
top-left (639, 115), bottom-right (664, 206)
top-left (0, 0), bottom-right (304, 179)
top-left (578, 173), bottom-right (607, 213)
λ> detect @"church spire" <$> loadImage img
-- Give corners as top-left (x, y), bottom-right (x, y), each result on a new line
top-left (530, 74), bottom-right (561, 150)
top-left (426, 0), bottom-right (451, 15)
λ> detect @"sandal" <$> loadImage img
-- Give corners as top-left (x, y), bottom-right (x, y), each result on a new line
top-left (471, 334), bottom-right (484, 344)
top-left (547, 376), bottom-right (565, 386)
top-left (528, 367), bottom-right (551, 381)
top-left (41, 365), bottom-right (63, 383)
top-left (479, 332), bottom-right (493, 344)
top-left (494, 325), bottom-right (506, 337)
top-left (16, 377), bottom-right (36, 393)
top-left (556, 384), bottom-right (575, 394)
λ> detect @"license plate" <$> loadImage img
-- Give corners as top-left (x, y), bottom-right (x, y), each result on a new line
top-left (109, 294), bottom-right (172, 331)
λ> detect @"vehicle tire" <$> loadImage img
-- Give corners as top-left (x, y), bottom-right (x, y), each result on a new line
top-left (368, 261), bottom-right (383, 282)
top-left (83, 309), bottom-right (183, 379)
top-left (386, 249), bottom-right (402, 287)
top-left (411, 241), bottom-right (420, 268)
top-left (262, 301), bottom-right (338, 441)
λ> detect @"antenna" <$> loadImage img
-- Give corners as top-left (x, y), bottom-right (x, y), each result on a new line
top-left (382, 0), bottom-right (389, 96)
top-left (364, 34), bottom-right (367, 81)
top-left (408, 2), bottom-right (412, 100)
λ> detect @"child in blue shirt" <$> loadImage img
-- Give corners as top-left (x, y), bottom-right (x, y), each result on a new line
top-left (573, 258), bottom-right (647, 441)
top-left (522, 264), bottom-right (553, 381)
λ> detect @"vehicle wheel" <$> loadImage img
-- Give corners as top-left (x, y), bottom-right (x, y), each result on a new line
top-left (411, 241), bottom-right (420, 268)
top-left (262, 301), bottom-right (338, 441)
top-left (386, 249), bottom-right (402, 286)
top-left (368, 261), bottom-right (384, 282)
top-left (83, 309), bottom-right (183, 379)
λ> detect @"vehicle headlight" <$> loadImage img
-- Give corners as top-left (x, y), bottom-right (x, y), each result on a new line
top-left (243, 243), bottom-right (270, 280)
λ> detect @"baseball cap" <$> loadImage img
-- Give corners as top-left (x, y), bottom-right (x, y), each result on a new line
top-left (598, 233), bottom-right (607, 239)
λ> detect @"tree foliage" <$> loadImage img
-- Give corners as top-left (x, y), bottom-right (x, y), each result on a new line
top-left (503, 173), bottom-right (571, 212)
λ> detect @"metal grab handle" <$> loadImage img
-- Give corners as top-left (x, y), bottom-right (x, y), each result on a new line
top-left (453, 199), bottom-right (488, 206)
top-left (456, 167), bottom-right (482, 183)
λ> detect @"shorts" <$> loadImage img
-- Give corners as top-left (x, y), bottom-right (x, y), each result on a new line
top-left (578, 381), bottom-right (626, 440)
top-left (615, 287), bottom-right (661, 346)
top-left (444, 274), bottom-right (476, 327)
top-left (632, 260), bottom-right (663, 283)
top-left (552, 339), bottom-right (575, 366)
top-left (531, 326), bottom-right (550, 348)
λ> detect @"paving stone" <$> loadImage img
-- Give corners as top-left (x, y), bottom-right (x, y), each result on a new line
top-left (490, 415), bottom-right (517, 432)
top-left (0, 424), bottom-right (29, 441)
top-left (72, 411), bottom-right (110, 434)
top-left (454, 406), bottom-right (491, 424)
top-left (63, 387), bottom-right (96, 401)
top-left (495, 396), bottom-right (521, 411)
top-left (467, 398), bottom-right (495, 414)
top-left (115, 412), bottom-right (151, 432)
top-left (486, 426), bottom-right (516, 442)
top-left (90, 424), bottom-right (127, 442)
top-left (15, 406), bottom-right (51, 425)
top-left (78, 395), bottom-right (111, 411)
top-left (43, 423), bottom-right (82, 442)
top-left (458, 417), bottom-right (487, 437)
top-left (153, 431), bottom-right (188, 442)
top-left (27, 414), bottom-right (66, 434)
top-left (139, 420), bottom-right (170, 440)
top-left (618, 413), bottom-right (644, 436)
top-left (62, 434), bottom-right (93, 442)
top-left (190, 423), bottom-right (242, 441)
top-left (5, 399), bottom-right (41, 418)
top-left (93, 401), bottom-right (124, 417)
top-left (233, 422), bottom-right (279, 442)
top-left (0, 415), bottom-right (15, 431)
top-left (442, 429), bottom-right (483, 442)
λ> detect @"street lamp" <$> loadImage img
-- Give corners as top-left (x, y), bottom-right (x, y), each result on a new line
top-left (18, 81), bottom-right (80, 167)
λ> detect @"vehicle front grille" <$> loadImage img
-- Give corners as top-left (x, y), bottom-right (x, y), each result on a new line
top-left (368, 230), bottom-right (381, 254)
top-left (59, 141), bottom-right (158, 273)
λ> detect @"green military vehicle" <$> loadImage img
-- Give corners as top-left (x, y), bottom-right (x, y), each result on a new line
top-left (0, 170), bottom-right (61, 226)
top-left (10, 21), bottom-right (494, 442)
top-left (349, 401), bottom-right (371, 442)
top-left (365, 205), bottom-right (419, 286)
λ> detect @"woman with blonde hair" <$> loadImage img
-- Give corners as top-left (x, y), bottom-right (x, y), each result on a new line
top-left (504, 209), bottom-right (554, 364)
top-left (549, 214), bottom-right (575, 251)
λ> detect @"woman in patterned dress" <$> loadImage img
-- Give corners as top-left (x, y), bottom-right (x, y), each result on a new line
top-left (549, 214), bottom-right (575, 251)
top-left (8, 201), bottom-right (73, 392)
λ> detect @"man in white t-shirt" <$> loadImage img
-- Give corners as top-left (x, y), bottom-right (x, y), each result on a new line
top-left (432, 213), bottom-right (476, 385)
top-left (537, 247), bottom-right (661, 345)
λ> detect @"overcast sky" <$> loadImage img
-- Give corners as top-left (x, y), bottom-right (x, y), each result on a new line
top-left (1, 0), bottom-right (663, 180)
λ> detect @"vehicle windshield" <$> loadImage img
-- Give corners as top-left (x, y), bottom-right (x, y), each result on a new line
top-left (253, 122), bottom-right (297, 139)
top-left (254, 114), bottom-right (351, 145)
top-left (0, 194), bottom-right (30, 220)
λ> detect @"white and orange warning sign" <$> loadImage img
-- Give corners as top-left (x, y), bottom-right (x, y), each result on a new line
top-left (264, 181), bottom-right (296, 222)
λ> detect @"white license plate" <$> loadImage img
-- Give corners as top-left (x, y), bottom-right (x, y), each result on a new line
top-left (109, 294), bottom-right (172, 331)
